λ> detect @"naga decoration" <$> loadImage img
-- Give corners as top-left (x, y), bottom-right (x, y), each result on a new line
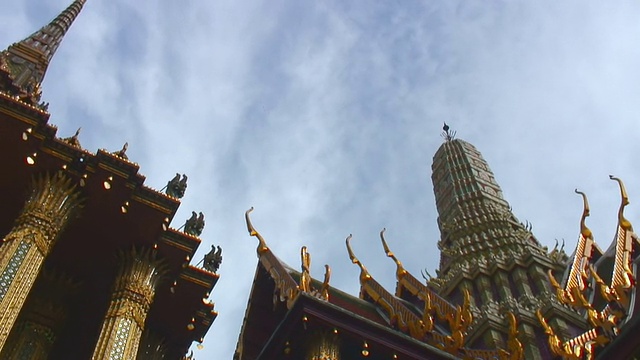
top-left (202, 245), bottom-right (222, 273)
top-left (320, 265), bottom-right (331, 301)
top-left (498, 312), bottom-right (524, 360)
top-left (548, 190), bottom-right (597, 311)
top-left (380, 229), bottom-right (525, 359)
top-left (184, 212), bottom-right (205, 237)
top-left (165, 173), bottom-right (188, 199)
top-left (602, 176), bottom-right (635, 311)
top-left (380, 228), bottom-right (408, 280)
top-left (539, 177), bottom-right (640, 359)
top-left (300, 246), bottom-right (312, 293)
top-left (381, 229), bottom-right (473, 338)
top-left (346, 235), bottom-right (371, 286)
top-left (245, 208), bottom-right (299, 309)
top-left (349, 234), bottom-right (467, 355)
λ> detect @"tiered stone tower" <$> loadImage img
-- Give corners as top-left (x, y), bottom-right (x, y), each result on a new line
top-left (430, 127), bottom-right (584, 359)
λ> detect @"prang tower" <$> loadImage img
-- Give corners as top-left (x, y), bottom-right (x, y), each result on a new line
top-left (430, 129), bottom-right (583, 359)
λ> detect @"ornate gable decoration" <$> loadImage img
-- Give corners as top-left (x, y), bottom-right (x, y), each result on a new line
top-left (541, 176), bottom-right (640, 359)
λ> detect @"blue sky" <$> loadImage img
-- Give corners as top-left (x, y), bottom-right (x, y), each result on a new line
top-left (3, 0), bottom-right (640, 358)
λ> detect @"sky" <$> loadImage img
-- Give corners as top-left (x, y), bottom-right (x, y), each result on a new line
top-left (3, 0), bottom-right (640, 358)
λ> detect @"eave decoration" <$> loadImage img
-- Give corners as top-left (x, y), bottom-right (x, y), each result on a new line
top-left (244, 207), bottom-right (330, 310)
top-left (541, 176), bottom-right (640, 359)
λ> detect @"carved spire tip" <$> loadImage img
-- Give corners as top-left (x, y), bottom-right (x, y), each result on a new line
top-left (441, 122), bottom-right (456, 141)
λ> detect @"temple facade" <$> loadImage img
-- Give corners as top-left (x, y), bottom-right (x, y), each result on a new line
top-left (0, 1), bottom-right (219, 358)
top-left (235, 126), bottom-right (640, 360)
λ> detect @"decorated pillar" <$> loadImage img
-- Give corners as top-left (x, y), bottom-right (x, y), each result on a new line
top-left (92, 248), bottom-right (164, 360)
top-left (0, 173), bottom-right (81, 349)
top-left (306, 331), bottom-right (340, 360)
top-left (0, 270), bottom-right (80, 360)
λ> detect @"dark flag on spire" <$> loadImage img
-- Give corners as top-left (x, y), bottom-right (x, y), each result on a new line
top-left (441, 122), bottom-right (456, 141)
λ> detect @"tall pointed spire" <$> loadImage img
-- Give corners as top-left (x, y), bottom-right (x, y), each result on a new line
top-left (0, 0), bottom-right (86, 107)
top-left (431, 137), bottom-right (547, 282)
top-left (430, 135), bottom-right (577, 359)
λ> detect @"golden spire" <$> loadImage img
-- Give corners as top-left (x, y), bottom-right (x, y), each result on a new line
top-left (245, 207), bottom-right (268, 254)
top-left (1, 0), bottom-right (87, 102)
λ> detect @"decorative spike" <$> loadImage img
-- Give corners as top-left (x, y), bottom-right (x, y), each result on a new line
top-left (380, 228), bottom-right (407, 279)
top-left (574, 189), bottom-right (592, 238)
top-left (441, 122), bottom-right (456, 141)
top-left (610, 175), bottom-right (632, 231)
top-left (345, 235), bottom-right (370, 282)
top-left (536, 310), bottom-right (565, 357)
top-left (245, 207), bottom-right (268, 254)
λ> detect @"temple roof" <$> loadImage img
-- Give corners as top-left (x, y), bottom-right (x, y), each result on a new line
top-left (235, 209), bottom-right (522, 360)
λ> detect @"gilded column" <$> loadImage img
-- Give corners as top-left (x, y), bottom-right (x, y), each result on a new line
top-left (0, 270), bottom-right (80, 360)
top-left (306, 331), bottom-right (340, 360)
top-left (92, 248), bottom-right (164, 360)
top-left (0, 173), bottom-right (81, 350)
